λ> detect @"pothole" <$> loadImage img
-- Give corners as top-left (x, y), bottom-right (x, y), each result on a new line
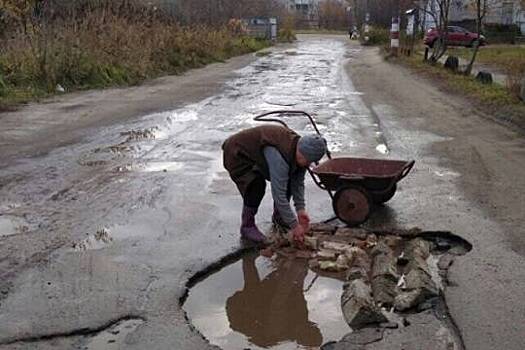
top-left (182, 225), bottom-right (471, 350)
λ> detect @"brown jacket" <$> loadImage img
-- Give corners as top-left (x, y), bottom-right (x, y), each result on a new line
top-left (222, 125), bottom-right (300, 195)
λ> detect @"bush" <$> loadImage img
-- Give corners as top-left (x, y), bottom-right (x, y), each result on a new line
top-left (278, 16), bottom-right (297, 43)
top-left (0, 4), bottom-right (270, 106)
top-left (505, 59), bottom-right (525, 100)
top-left (361, 26), bottom-right (390, 46)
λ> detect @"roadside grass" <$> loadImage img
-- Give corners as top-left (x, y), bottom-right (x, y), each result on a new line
top-left (396, 54), bottom-right (525, 125)
top-left (447, 45), bottom-right (525, 67)
top-left (0, 9), bottom-right (270, 110)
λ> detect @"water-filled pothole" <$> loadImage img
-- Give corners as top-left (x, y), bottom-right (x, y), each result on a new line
top-left (183, 226), bottom-right (472, 350)
top-left (184, 252), bottom-right (348, 349)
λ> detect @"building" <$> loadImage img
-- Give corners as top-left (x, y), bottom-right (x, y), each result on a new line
top-left (422, 0), bottom-right (525, 34)
top-left (285, 0), bottom-right (320, 27)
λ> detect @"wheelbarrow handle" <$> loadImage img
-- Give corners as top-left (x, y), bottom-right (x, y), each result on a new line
top-left (398, 160), bottom-right (415, 181)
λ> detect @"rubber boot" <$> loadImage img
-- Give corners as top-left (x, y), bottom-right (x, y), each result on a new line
top-left (272, 205), bottom-right (290, 230)
top-left (240, 206), bottom-right (267, 243)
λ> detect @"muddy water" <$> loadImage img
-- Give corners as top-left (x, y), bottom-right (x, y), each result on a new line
top-left (184, 252), bottom-right (349, 350)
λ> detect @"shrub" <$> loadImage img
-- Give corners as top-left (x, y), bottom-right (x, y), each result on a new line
top-left (361, 26), bottom-right (390, 46)
top-left (505, 59), bottom-right (525, 100)
top-left (278, 15), bottom-right (297, 43)
top-left (0, 4), bottom-right (270, 106)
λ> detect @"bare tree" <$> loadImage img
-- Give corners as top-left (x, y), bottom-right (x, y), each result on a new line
top-left (464, 0), bottom-right (496, 75)
top-left (416, 0), bottom-right (452, 62)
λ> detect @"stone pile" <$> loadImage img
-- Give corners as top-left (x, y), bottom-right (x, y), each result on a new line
top-left (266, 223), bottom-right (454, 329)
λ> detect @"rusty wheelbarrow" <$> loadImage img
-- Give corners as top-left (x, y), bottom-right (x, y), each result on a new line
top-left (254, 110), bottom-right (415, 227)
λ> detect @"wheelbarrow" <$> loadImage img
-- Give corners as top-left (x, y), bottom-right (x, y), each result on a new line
top-left (254, 110), bottom-right (415, 227)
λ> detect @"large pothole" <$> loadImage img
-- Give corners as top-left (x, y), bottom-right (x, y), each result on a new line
top-left (182, 225), bottom-right (471, 350)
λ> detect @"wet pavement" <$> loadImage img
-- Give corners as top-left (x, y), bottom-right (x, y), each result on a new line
top-left (0, 35), bottom-right (524, 350)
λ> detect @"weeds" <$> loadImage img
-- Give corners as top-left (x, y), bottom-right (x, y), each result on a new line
top-left (0, 2), bottom-right (269, 108)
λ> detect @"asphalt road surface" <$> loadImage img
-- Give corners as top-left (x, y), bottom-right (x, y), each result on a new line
top-left (0, 35), bottom-right (524, 350)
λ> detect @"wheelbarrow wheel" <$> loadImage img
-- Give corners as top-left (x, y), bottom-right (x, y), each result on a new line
top-left (370, 184), bottom-right (397, 204)
top-left (333, 185), bottom-right (371, 227)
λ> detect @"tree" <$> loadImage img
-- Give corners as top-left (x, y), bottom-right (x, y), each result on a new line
top-left (464, 0), bottom-right (496, 75)
top-left (417, 0), bottom-right (452, 62)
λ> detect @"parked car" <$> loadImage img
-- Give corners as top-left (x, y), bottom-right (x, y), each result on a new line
top-left (424, 26), bottom-right (487, 48)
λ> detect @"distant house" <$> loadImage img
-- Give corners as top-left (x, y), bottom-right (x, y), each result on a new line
top-left (285, 0), bottom-right (321, 27)
top-left (422, 0), bottom-right (525, 34)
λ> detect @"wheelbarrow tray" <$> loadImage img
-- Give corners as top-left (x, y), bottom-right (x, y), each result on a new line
top-left (312, 157), bottom-right (414, 192)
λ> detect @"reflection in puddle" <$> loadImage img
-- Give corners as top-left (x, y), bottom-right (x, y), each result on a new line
top-left (184, 253), bottom-right (349, 350)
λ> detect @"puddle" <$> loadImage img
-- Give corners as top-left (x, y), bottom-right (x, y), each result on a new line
top-left (114, 161), bottom-right (183, 173)
top-left (375, 144), bottom-right (389, 155)
top-left (183, 252), bottom-right (349, 350)
top-left (0, 215), bottom-right (28, 237)
top-left (81, 318), bottom-right (144, 350)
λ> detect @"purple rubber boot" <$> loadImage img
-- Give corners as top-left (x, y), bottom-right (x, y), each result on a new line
top-left (240, 206), bottom-right (267, 244)
top-left (272, 204), bottom-right (290, 230)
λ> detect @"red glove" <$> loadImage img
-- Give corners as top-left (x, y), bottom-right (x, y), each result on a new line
top-left (290, 224), bottom-right (306, 245)
top-left (297, 209), bottom-right (311, 232)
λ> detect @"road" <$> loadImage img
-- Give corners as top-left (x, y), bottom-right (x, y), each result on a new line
top-left (0, 35), bottom-right (524, 350)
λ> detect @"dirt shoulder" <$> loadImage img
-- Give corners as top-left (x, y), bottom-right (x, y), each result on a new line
top-left (0, 53), bottom-right (258, 168)
top-left (347, 44), bottom-right (525, 350)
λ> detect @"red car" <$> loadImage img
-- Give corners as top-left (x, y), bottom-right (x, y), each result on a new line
top-left (424, 26), bottom-right (487, 48)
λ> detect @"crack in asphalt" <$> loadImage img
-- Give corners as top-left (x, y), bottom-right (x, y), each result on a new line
top-left (0, 315), bottom-right (145, 346)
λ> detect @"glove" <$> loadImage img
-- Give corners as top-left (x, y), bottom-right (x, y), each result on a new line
top-left (290, 224), bottom-right (306, 245)
top-left (297, 209), bottom-right (311, 232)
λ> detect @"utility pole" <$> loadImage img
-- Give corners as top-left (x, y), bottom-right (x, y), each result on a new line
top-left (390, 0), bottom-right (400, 56)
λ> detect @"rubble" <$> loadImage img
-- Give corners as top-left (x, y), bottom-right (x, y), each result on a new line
top-left (262, 223), bottom-right (469, 323)
top-left (370, 242), bottom-right (399, 307)
top-left (341, 279), bottom-right (388, 328)
top-left (335, 227), bottom-right (369, 240)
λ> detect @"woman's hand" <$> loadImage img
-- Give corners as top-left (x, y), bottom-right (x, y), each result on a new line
top-left (297, 209), bottom-right (311, 232)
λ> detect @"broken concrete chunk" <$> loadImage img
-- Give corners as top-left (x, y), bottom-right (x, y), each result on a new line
top-left (317, 249), bottom-right (338, 261)
top-left (319, 261), bottom-right (347, 272)
top-left (406, 238), bottom-right (431, 260)
top-left (372, 276), bottom-right (398, 307)
top-left (404, 268), bottom-right (438, 297)
top-left (336, 254), bottom-right (350, 268)
top-left (438, 254), bottom-right (455, 270)
top-left (365, 234), bottom-right (378, 248)
top-left (345, 246), bottom-right (368, 264)
top-left (309, 223), bottom-right (337, 235)
top-left (347, 266), bottom-right (369, 281)
top-left (341, 279), bottom-right (388, 328)
top-left (394, 289), bottom-right (421, 311)
top-left (304, 236), bottom-right (319, 250)
top-left (371, 243), bottom-right (399, 279)
top-left (335, 227), bottom-right (369, 240)
top-left (322, 241), bottom-right (351, 253)
top-left (382, 235), bottom-right (402, 250)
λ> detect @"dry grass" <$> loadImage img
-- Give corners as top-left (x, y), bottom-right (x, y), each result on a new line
top-left (0, 4), bottom-right (269, 108)
top-left (395, 54), bottom-right (525, 126)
